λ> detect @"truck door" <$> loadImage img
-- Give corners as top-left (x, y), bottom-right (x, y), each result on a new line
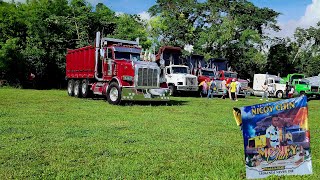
top-left (104, 48), bottom-right (114, 79)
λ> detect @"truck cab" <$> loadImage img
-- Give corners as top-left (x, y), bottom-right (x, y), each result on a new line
top-left (156, 46), bottom-right (198, 96)
top-left (291, 79), bottom-right (310, 95)
top-left (218, 70), bottom-right (249, 96)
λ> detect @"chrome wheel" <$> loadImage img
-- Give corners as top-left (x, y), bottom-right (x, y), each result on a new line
top-left (67, 79), bottom-right (74, 96)
top-left (277, 91), bottom-right (283, 98)
top-left (82, 83), bottom-right (87, 95)
top-left (74, 80), bottom-right (81, 97)
top-left (110, 87), bottom-right (119, 102)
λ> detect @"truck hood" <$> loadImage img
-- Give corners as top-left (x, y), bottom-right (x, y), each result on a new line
top-left (198, 75), bottom-right (212, 83)
top-left (133, 61), bottom-right (159, 68)
top-left (170, 73), bottom-right (197, 79)
top-left (238, 79), bottom-right (248, 83)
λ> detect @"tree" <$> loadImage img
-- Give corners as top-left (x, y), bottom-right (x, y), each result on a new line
top-left (266, 41), bottom-right (295, 77)
top-left (148, 0), bottom-right (279, 79)
top-left (111, 14), bottom-right (151, 49)
top-left (292, 23), bottom-right (320, 76)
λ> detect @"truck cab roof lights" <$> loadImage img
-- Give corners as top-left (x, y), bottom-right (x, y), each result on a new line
top-left (101, 37), bottom-right (139, 46)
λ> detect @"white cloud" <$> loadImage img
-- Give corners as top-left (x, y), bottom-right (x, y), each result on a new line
top-left (270, 0), bottom-right (320, 38)
top-left (115, 12), bottom-right (124, 17)
top-left (138, 11), bottom-right (151, 21)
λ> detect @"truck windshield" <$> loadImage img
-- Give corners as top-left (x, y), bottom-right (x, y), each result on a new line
top-left (274, 79), bottom-right (281, 83)
top-left (224, 72), bottom-right (237, 78)
top-left (172, 67), bottom-right (188, 74)
top-left (299, 80), bottom-right (309, 85)
top-left (202, 70), bottom-right (215, 77)
top-left (115, 52), bottom-right (141, 61)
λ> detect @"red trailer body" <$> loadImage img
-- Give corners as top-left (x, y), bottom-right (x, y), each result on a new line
top-left (66, 46), bottom-right (95, 79)
top-left (66, 32), bottom-right (170, 105)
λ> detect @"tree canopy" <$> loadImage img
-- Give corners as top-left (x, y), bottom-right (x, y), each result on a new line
top-left (0, 0), bottom-right (319, 88)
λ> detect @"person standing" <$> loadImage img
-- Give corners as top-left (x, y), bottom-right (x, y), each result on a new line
top-left (221, 79), bottom-right (227, 99)
top-left (199, 79), bottom-right (208, 97)
top-left (230, 79), bottom-right (237, 101)
top-left (235, 79), bottom-right (241, 100)
top-left (260, 82), bottom-right (269, 101)
top-left (207, 78), bottom-right (216, 99)
top-left (266, 116), bottom-right (281, 148)
top-left (285, 82), bottom-right (289, 98)
top-left (288, 86), bottom-right (295, 98)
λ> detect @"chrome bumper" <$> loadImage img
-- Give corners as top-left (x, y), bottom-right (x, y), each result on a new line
top-left (121, 88), bottom-right (170, 101)
top-left (176, 86), bottom-right (198, 91)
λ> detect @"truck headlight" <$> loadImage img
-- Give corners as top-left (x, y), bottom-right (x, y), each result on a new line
top-left (123, 76), bottom-right (133, 81)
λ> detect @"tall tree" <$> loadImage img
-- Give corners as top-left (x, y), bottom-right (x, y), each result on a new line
top-left (292, 23), bottom-right (320, 76)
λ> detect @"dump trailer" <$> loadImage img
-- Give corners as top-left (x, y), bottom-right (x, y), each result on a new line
top-left (66, 32), bottom-right (170, 105)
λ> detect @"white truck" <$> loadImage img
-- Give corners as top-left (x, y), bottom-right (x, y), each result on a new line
top-left (253, 74), bottom-right (286, 98)
top-left (164, 65), bottom-right (198, 95)
top-left (156, 46), bottom-right (198, 96)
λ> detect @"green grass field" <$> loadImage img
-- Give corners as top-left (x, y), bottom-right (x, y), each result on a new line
top-left (0, 88), bottom-right (319, 179)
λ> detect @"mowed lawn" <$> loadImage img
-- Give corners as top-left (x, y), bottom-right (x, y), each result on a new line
top-left (0, 88), bottom-right (319, 179)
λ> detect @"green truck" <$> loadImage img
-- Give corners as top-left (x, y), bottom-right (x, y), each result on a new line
top-left (282, 73), bottom-right (320, 98)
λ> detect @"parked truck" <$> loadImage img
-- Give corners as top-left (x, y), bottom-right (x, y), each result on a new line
top-left (253, 74), bottom-right (286, 98)
top-left (186, 55), bottom-right (216, 96)
top-left (208, 58), bottom-right (249, 97)
top-left (66, 32), bottom-right (170, 105)
top-left (155, 46), bottom-right (198, 96)
top-left (282, 73), bottom-right (319, 97)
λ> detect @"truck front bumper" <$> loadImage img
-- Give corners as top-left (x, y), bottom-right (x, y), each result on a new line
top-left (176, 86), bottom-right (198, 91)
top-left (121, 87), bottom-right (170, 101)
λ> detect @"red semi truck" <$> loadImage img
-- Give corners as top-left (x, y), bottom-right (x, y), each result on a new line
top-left (66, 32), bottom-right (170, 105)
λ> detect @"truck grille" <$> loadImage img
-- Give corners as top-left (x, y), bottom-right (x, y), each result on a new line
top-left (311, 86), bottom-right (319, 92)
top-left (186, 77), bottom-right (196, 86)
top-left (137, 67), bottom-right (158, 87)
top-left (240, 82), bottom-right (248, 88)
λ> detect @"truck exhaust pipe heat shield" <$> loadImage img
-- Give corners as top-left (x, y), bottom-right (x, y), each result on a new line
top-left (95, 31), bottom-right (103, 81)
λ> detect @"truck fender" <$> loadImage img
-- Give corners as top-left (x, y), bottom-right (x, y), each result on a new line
top-left (102, 77), bottom-right (122, 95)
top-left (110, 77), bottom-right (122, 87)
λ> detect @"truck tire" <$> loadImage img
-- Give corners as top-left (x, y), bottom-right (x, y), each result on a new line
top-left (81, 79), bottom-right (91, 98)
top-left (74, 80), bottom-right (82, 98)
top-left (106, 82), bottom-right (121, 105)
top-left (67, 79), bottom-right (74, 96)
top-left (169, 84), bottom-right (176, 96)
top-left (276, 90), bottom-right (283, 98)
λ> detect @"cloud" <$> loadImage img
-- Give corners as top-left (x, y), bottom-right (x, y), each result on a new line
top-left (138, 11), bottom-right (151, 21)
top-left (270, 0), bottom-right (320, 38)
top-left (115, 11), bottom-right (124, 16)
